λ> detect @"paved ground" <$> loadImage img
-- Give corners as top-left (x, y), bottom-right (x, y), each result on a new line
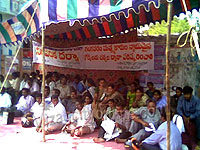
top-left (0, 117), bottom-right (125, 150)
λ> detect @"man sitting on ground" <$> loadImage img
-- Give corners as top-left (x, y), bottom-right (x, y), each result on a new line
top-left (51, 88), bottom-right (62, 103)
top-left (15, 88), bottom-right (35, 117)
top-left (62, 90), bottom-right (79, 119)
top-left (177, 86), bottom-right (200, 150)
top-left (62, 99), bottom-right (95, 137)
top-left (57, 76), bottom-right (71, 100)
top-left (0, 87), bottom-right (12, 109)
top-left (139, 109), bottom-right (182, 150)
top-left (41, 95), bottom-right (67, 134)
top-left (22, 93), bottom-right (48, 128)
top-left (119, 99), bottom-right (161, 144)
top-left (93, 102), bottom-right (131, 143)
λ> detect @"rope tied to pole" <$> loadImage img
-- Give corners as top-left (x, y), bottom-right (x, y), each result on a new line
top-left (176, 0), bottom-right (200, 58)
top-left (177, 26), bottom-right (196, 57)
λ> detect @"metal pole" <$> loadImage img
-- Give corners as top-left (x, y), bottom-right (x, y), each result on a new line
top-left (166, 1), bottom-right (173, 150)
top-left (41, 26), bottom-right (46, 142)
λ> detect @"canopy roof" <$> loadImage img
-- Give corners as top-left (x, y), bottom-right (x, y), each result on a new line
top-left (0, 0), bottom-right (200, 46)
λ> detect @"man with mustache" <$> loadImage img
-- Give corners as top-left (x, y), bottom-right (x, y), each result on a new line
top-left (118, 99), bottom-right (161, 144)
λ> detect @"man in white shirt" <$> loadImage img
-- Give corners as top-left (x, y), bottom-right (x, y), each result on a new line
top-left (49, 88), bottom-right (62, 103)
top-left (15, 88), bottom-right (35, 117)
top-left (43, 95), bottom-right (67, 134)
top-left (57, 76), bottom-right (71, 100)
top-left (62, 99), bottom-right (95, 137)
top-left (25, 78), bottom-right (40, 95)
top-left (19, 73), bottom-right (29, 91)
top-left (22, 93), bottom-right (49, 128)
top-left (0, 87), bottom-right (12, 108)
top-left (9, 72), bottom-right (20, 92)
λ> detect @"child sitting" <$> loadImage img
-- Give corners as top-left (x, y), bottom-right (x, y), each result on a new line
top-left (105, 99), bottom-right (116, 119)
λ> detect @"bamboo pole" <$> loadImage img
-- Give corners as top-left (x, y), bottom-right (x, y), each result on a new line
top-left (41, 26), bottom-right (46, 142)
top-left (19, 47), bottom-right (23, 79)
top-left (166, 1), bottom-right (173, 150)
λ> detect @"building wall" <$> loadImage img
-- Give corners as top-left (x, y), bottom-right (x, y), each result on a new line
top-left (138, 35), bottom-right (200, 94)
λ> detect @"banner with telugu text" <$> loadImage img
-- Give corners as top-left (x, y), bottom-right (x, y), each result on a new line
top-left (32, 41), bottom-right (154, 71)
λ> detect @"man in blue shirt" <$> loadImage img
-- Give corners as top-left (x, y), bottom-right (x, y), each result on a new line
top-left (140, 109), bottom-right (182, 150)
top-left (177, 86), bottom-right (200, 149)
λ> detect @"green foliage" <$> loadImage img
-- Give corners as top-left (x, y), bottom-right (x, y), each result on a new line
top-left (143, 17), bottom-right (190, 35)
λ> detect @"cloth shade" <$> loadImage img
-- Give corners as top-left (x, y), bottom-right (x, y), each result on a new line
top-left (0, 0), bottom-right (199, 45)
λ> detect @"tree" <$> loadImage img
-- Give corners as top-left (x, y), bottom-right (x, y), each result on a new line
top-left (143, 17), bottom-right (190, 35)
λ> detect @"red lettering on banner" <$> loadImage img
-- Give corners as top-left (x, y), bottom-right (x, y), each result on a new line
top-left (36, 47), bottom-right (42, 55)
top-left (85, 46), bottom-right (102, 52)
top-left (33, 41), bottom-right (154, 70)
top-left (111, 55), bottom-right (122, 61)
top-left (136, 54), bottom-right (153, 60)
top-left (99, 54), bottom-right (110, 62)
top-left (114, 44), bottom-right (128, 52)
top-left (123, 53), bottom-right (136, 62)
top-left (45, 50), bottom-right (50, 57)
top-left (129, 43), bottom-right (152, 51)
top-left (65, 54), bottom-right (72, 60)
top-left (51, 51), bottom-right (57, 59)
top-left (59, 52), bottom-right (79, 61)
top-left (73, 54), bottom-right (79, 62)
top-left (59, 52), bottom-right (65, 60)
top-left (103, 45), bottom-right (115, 54)
top-left (85, 54), bottom-right (99, 61)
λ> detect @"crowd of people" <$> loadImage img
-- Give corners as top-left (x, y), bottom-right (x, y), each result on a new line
top-left (0, 70), bottom-right (200, 150)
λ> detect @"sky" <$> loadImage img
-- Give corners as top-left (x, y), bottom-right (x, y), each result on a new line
top-left (179, 9), bottom-right (200, 26)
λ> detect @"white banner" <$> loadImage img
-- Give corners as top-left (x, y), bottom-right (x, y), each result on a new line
top-left (33, 41), bottom-right (154, 71)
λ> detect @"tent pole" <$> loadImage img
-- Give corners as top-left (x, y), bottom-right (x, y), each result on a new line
top-left (19, 47), bottom-right (23, 79)
top-left (41, 26), bottom-right (46, 142)
top-left (166, 1), bottom-right (173, 150)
